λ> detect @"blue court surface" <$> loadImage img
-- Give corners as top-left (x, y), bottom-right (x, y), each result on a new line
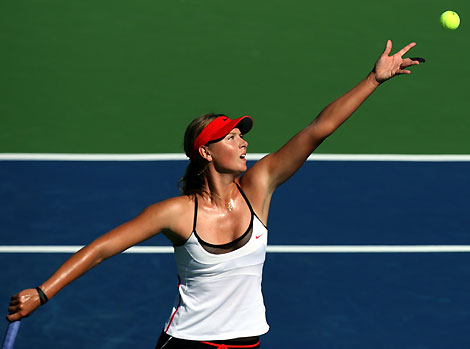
top-left (1, 158), bottom-right (470, 348)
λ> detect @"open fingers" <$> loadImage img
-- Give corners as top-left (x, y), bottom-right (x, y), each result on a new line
top-left (401, 58), bottom-right (422, 68)
top-left (410, 57), bottom-right (426, 63)
top-left (397, 69), bottom-right (412, 75)
top-left (397, 42), bottom-right (417, 57)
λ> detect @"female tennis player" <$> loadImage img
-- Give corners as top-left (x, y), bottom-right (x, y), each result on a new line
top-left (7, 40), bottom-right (423, 348)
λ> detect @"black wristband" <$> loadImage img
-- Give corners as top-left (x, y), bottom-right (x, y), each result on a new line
top-left (35, 287), bottom-right (48, 305)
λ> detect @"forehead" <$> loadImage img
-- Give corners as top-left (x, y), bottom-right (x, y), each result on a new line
top-left (226, 128), bottom-right (242, 135)
top-left (207, 128), bottom-right (242, 146)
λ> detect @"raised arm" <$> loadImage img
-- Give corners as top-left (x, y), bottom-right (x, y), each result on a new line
top-left (244, 41), bottom-right (422, 202)
top-left (6, 197), bottom-right (186, 322)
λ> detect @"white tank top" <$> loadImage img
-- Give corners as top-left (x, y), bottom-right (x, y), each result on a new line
top-left (164, 186), bottom-right (270, 340)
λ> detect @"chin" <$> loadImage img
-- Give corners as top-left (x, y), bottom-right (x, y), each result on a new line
top-left (239, 162), bottom-right (247, 172)
top-left (232, 167), bottom-right (246, 176)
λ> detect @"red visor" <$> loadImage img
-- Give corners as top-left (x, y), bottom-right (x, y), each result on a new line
top-left (190, 115), bottom-right (253, 160)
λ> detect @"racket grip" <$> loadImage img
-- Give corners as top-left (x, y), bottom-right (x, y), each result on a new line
top-left (2, 321), bottom-right (20, 349)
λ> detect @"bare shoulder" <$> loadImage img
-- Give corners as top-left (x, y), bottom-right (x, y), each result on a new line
top-left (144, 195), bottom-right (194, 243)
top-left (145, 195), bottom-right (193, 213)
top-left (144, 196), bottom-right (193, 226)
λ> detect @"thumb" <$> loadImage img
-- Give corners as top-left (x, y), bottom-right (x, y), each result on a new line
top-left (382, 40), bottom-right (392, 56)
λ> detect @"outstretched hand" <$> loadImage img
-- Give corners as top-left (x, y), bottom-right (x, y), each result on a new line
top-left (373, 40), bottom-right (425, 84)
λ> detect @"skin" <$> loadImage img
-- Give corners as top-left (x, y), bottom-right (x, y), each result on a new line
top-left (7, 40), bottom-right (422, 324)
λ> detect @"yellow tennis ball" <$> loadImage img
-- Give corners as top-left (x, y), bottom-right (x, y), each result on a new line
top-left (440, 11), bottom-right (460, 30)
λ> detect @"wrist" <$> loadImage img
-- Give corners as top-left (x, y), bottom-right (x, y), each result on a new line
top-left (35, 286), bottom-right (49, 305)
top-left (367, 71), bottom-right (381, 88)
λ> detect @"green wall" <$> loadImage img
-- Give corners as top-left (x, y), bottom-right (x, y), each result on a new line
top-left (1, 0), bottom-right (468, 154)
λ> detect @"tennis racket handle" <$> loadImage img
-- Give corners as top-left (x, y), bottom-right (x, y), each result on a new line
top-left (2, 321), bottom-right (20, 349)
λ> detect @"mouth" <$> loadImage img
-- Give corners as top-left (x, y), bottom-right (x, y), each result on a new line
top-left (240, 154), bottom-right (246, 159)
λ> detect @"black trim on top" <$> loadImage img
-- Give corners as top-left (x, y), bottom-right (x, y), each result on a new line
top-left (193, 184), bottom-right (254, 250)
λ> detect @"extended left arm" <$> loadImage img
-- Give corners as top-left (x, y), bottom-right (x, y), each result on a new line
top-left (241, 41), bottom-right (423, 219)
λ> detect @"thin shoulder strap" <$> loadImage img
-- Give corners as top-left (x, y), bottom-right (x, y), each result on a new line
top-left (235, 183), bottom-right (254, 214)
top-left (193, 196), bottom-right (198, 232)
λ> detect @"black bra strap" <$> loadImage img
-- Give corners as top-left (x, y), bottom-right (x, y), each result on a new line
top-left (193, 196), bottom-right (198, 233)
top-left (193, 184), bottom-right (252, 235)
top-left (235, 183), bottom-right (254, 215)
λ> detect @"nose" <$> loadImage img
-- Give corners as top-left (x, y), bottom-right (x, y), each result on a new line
top-left (240, 137), bottom-right (248, 148)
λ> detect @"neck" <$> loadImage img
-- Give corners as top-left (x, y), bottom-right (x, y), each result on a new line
top-left (200, 172), bottom-right (238, 213)
top-left (202, 166), bottom-right (238, 198)
top-left (205, 179), bottom-right (235, 200)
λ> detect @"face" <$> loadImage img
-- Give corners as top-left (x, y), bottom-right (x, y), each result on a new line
top-left (204, 128), bottom-right (248, 174)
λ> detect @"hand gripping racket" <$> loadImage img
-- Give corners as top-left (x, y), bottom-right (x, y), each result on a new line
top-left (2, 321), bottom-right (20, 349)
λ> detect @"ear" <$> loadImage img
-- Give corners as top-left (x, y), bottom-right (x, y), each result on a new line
top-left (199, 145), bottom-right (212, 162)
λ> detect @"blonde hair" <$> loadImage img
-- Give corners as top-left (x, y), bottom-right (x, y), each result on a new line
top-left (179, 113), bottom-right (224, 195)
